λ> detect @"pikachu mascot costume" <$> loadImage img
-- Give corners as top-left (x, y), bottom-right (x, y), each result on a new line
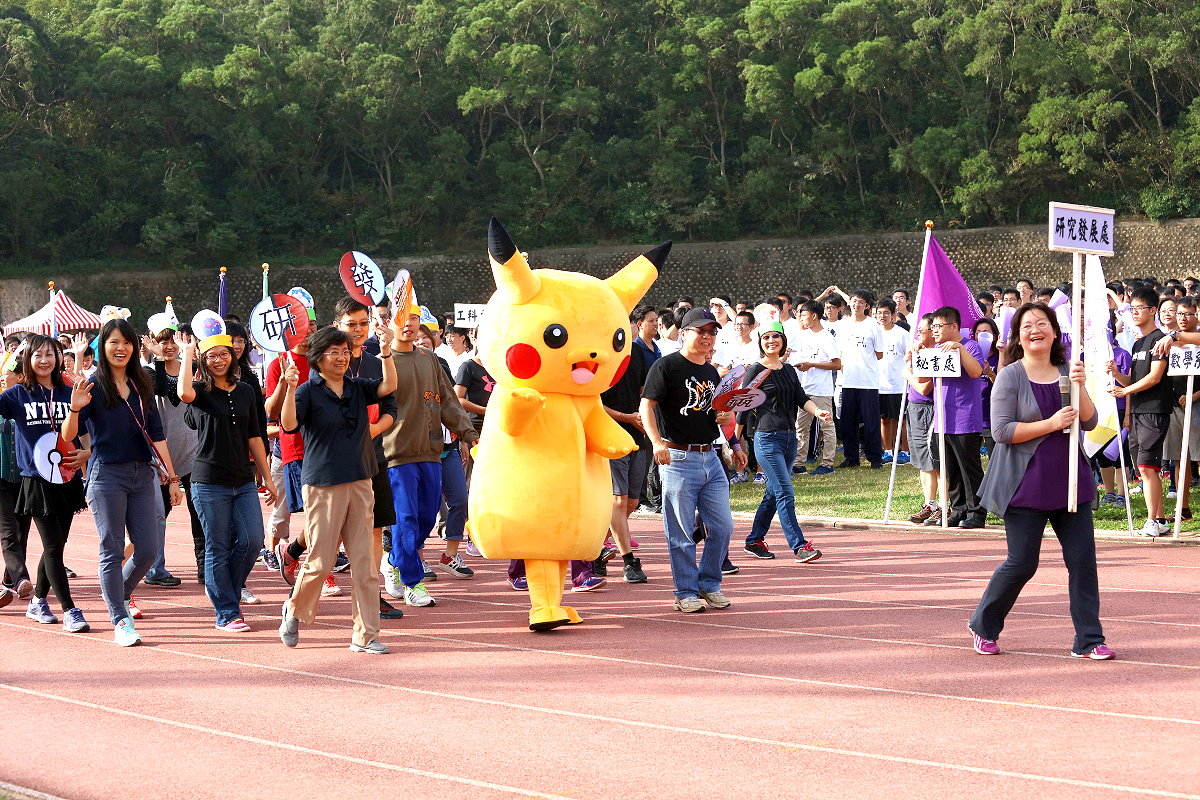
top-left (468, 219), bottom-right (668, 630)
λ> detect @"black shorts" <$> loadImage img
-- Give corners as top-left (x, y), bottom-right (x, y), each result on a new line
top-left (372, 467), bottom-right (395, 528)
top-left (879, 393), bottom-right (902, 420)
top-left (1129, 413), bottom-right (1170, 469)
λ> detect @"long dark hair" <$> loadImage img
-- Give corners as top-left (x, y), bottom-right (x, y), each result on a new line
top-left (225, 320), bottom-right (254, 378)
top-left (94, 319), bottom-right (154, 408)
top-left (1003, 302), bottom-right (1065, 365)
top-left (195, 345), bottom-right (240, 393)
top-left (20, 334), bottom-right (65, 391)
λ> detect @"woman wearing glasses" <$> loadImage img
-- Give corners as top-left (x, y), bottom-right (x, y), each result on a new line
top-left (176, 324), bottom-right (276, 633)
top-left (972, 302), bottom-right (1114, 660)
top-left (278, 324), bottom-right (396, 653)
top-left (734, 322), bottom-right (831, 562)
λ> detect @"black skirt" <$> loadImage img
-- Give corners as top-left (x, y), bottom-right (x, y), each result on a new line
top-left (17, 474), bottom-right (87, 518)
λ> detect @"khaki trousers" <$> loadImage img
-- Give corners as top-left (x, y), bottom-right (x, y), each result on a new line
top-left (796, 395), bottom-right (836, 468)
top-left (287, 480), bottom-right (379, 647)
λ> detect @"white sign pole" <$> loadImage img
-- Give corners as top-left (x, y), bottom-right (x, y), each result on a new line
top-left (1174, 376), bottom-right (1194, 539)
top-left (936, 376), bottom-right (948, 528)
top-left (883, 391), bottom-right (908, 524)
top-left (1115, 425), bottom-right (1135, 536)
top-left (1068, 251), bottom-right (1082, 512)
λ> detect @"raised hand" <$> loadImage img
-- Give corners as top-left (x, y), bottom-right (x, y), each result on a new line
top-left (70, 333), bottom-right (89, 357)
top-left (141, 335), bottom-right (164, 359)
top-left (70, 373), bottom-right (93, 411)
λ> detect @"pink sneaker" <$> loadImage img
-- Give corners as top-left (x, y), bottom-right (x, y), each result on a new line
top-left (970, 628), bottom-right (1000, 655)
top-left (571, 576), bottom-right (607, 592)
top-left (629, 537), bottom-right (640, 550)
top-left (1072, 644), bottom-right (1115, 660)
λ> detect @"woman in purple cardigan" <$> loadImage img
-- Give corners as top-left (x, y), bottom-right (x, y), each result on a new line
top-left (971, 302), bottom-right (1113, 660)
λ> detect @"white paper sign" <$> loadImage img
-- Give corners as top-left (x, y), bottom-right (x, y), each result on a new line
top-left (1048, 201), bottom-right (1114, 256)
top-left (1167, 345), bottom-right (1200, 376)
top-left (912, 348), bottom-right (961, 377)
top-left (454, 303), bottom-right (487, 327)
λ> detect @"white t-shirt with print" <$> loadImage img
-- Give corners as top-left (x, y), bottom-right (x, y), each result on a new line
top-left (834, 316), bottom-right (884, 390)
top-left (793, 326), bottom-right (839, 396)
top-left (877, 324), bottom-right (909, 394)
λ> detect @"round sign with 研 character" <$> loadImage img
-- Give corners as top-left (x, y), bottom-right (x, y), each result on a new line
top-left (339, 251), bottom-right (386, 306)
top-left (250, 294), bottom-right (310, 353)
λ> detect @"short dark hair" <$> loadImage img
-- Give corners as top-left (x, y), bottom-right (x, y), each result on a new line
top-left (764, 296), bottom-right (784, 311)
top-left (657, 308), bottom-right (677, 328)
top-left (892, 288), bottom-right (910, 301)
top-left (1002, 288), bottom-right (1020, 300)
top-left (1130, 286), bottom-right (1159, 307)
top-left (825, 295), bottom-right (845, 308)
top-left (776, 292), bottom-right (793, 304)
top-left (976, 292), bottom-right (994, 305)
top-left (735, 310), bottom-right (755, 325)
top-left (850, 289), bottom-right (874, 304)
top-left (1016, 278), bottom-right (1034, 291)
top-left (306, 326), bottom-right (354, 373)
top-left (332, 296), bottom-right (369, 321)
top-left (932, 306), bottom-right (961, 327)
top-left (673, 297), bottom-right (694, 311)
top-left (875, 298), bottom-right (897, 314)
top-left (1177, 295), bottom-right (1198, 310)
top-left (800, 300), bottom-right (823, 316)
top-left (630, 305), bottom-right (657, 324)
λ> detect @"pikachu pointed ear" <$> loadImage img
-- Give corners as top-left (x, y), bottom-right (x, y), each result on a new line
top-left (606, 241), bottom-right (669, 314)
top-left (488, 217), bottom-right (540, 303)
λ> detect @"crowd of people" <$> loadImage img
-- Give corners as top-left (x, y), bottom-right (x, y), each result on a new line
top-left (8, 271), bottom-right (1195, 661)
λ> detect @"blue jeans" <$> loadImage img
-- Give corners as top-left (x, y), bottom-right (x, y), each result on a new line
top-left (440, 453), bottom-right (467, 541)
top-left (86, 461), bottom-right (163, 625)
top-left (749, 430), bottom-right (808, 552)
top-left (388, 461), bottom-right (442, 587)
top-left (661, 448), bottom-right (733, 598)
top-left (191, 481), bottom-right (265, 626)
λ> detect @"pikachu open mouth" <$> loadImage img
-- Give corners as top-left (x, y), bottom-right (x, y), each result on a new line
top-left (571, 360), bottom-right (600, 385)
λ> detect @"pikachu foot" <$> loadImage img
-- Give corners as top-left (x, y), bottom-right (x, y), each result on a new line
top-left (563, 605), bottom-right (583, 624)
top-left (529, 606), bottom-right (571, 632)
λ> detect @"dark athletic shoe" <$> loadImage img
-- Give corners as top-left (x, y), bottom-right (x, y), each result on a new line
top-left (622, 559), bottom-right (647, 584)
top-left (721, 557), bottom-right (740, 575)
top-left (743, 541), bottom-right (775, 559)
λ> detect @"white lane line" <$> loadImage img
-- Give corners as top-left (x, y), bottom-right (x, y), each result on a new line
top-left (0, 683), bottom-right (572, 799)
top-left (1, 651), bottom-right (1195, 799)
top-left (0, 779), bottom-right (72, 800)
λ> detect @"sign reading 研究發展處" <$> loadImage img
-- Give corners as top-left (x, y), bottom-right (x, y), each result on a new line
top-left (912, 348), bottom-right (961, 378)
top-left (454, 304), bottom-right (487, 328)
top-left (1167, 345), bottom-right (1200, 377)
top-left (1048, 202), bottom-right (1115, 256)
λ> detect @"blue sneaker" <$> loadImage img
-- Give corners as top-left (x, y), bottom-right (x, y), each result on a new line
top-left (729, 470), bottom-right (749, 484)
top-left (25, 597), bottom-right (57, 624)
top-left (881, 451), bottom-right (893, 463)
top-left (753, 473), bottom-right (767, 485)
top-left (811, 465), bottom-right (835, 476)
top-left (63, 608), bottom-right (90, 633)
top-left (897, 451), bottom-right (911, 465)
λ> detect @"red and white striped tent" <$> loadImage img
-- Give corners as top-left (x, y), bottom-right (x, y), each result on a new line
top-left (3, 291), bottom-right (104, 336)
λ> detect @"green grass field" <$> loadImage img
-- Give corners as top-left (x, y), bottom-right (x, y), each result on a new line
top-left (728, 457), bottom-right (1196, 534)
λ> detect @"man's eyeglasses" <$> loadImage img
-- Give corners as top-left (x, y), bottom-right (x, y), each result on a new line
top-left (1130, 305), bottom-right (1153, 312)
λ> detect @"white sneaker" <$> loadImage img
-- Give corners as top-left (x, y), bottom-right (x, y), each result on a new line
top-left (1135, 519), bottom-right (1166, 537)
top-left (381, 562), bottom-right (404, 599)
top-left (1167, 490), bottom-right (1178, 500)
top-left (114, 617), bottom-right (142, 647)
top-left (403, 583), bottom-right (436, 607)
top-left (321, 575), bottom-right (342, 597)
top-left (240, 587), bottom-right (261, 605)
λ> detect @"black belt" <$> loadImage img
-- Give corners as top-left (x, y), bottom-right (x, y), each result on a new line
top-left (664, 442), bottom-right (714, 452)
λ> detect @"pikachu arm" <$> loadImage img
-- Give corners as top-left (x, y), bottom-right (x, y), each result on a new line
top-left (584, 399), bottom-right (636, 459)
top-left (494, 386), bottom-right (545, 437)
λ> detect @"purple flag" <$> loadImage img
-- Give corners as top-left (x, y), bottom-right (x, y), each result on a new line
top-left (218, 268), bottom-right (229, 317)
top-left (914, 234), bottom-right (983, 335)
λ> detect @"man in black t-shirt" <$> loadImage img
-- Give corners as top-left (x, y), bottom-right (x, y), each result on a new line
top-left (600, 324), bottom-right (650, 583)
top-left (1111, 288), bottom-right (1170, 536)
top-left (640, 308), bottom-right (747, 613)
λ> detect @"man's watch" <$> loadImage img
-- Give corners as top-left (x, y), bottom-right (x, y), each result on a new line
top-left (1170, 330), bottom-right (1181, 342)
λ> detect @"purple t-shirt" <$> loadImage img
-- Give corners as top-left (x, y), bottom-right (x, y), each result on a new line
top-left (940, 337), bottom-right (985, 434)
top-left (1009, 380), bottom-right (1093, 510)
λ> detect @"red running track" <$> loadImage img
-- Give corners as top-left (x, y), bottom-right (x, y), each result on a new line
top-left (1, 509), bottom-right (1198, 800)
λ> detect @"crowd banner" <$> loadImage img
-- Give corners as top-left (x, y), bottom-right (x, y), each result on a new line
top-left (913, 348), bottom-right (960, 528)
top-left (1049, 201), bottom-right (1115, 512)
top-left (1166, 346), bottom-right (1200, 539)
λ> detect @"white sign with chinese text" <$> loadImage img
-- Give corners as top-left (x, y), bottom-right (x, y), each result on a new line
top-left (1048, 202), bottom-right (1115, 256)
top-left (1167, 345), bottom-right (1200, 376)
top-left (912, 348), bottom-right (961, 378)
top-left (454, 303), bottom-right (487, 328)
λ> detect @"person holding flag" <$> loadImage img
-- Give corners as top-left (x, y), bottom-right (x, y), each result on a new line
top-left (971, 302), bottom-right (1113, 660)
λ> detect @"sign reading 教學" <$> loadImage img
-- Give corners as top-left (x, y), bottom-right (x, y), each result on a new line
top-left (1167, 345), bottom-right (1200, 377)
top-left (454, 304), bottom-right (487, 327)
top-left (912, 348), bottom-right (961, 378)
top-left (1048, 202), bottom-right (1115, 256)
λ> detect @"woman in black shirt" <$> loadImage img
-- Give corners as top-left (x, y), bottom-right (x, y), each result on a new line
top-left (177, 324), bottom-right (276, 633)
top-left (734, 322), bottom-right (831, 562)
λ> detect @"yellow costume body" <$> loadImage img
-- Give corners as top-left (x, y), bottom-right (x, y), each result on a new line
top-left (467, 219), bottom-right (666, 630)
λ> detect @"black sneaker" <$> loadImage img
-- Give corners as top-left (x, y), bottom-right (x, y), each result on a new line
top-left (593, 558), bottom-right (608, 577)
top-left (64, 565), bottom-right (77, 579)
top-left (333, 551), bottom-right (351, 573)
top-left (379, 598), bottom-right (405, 620)
top-left (837, 460), bottom-right (861, 469)
top-left (721, 557), bottom-right (740, 575)
top-left (598, 546), bottom-right (619, 563)
top-left (1183, 507), bottom-right (1194, 521)
top-left (623, 558), bottom-right (647, 584)
top-left (743, 541), bottom-right (775, 559)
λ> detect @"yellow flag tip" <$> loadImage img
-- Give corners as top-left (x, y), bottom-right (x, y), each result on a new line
top-left (220, 266), bottom-right (227, 274)
top-left (925, 220), bottom-right (934, 230)
top-left (47, 281), bottom-right (55, 290)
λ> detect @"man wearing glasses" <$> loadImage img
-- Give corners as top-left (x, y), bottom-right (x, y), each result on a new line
top-left (715, 310), bottom-right (760, 376)
top-left (641, 308), bottom-right (746, 613)
top-left (930, 306), bottom-right (986, 528)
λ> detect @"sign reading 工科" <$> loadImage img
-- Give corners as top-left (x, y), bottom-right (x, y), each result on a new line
top-left (1048, 202), bottom-right (1115, 257)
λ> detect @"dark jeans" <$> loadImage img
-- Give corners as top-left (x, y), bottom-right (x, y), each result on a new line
top-left (970, 502), bottom-right (1104, 653)
top-left (748, 430), bottom-right (809, 551)
top-left (839, 387), bottom-right (882, 464)
top-left (945, 432), bottom-right (985, 519)
top-left (191, 481), bottom-right (264, 626)
top-left (33, 509), bottom-right (76, 611)
top-left (0, 478), bottom-right (31, 584)
top-left (152, 473), bottom-right (203, 579)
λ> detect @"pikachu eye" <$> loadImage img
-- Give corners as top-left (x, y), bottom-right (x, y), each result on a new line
top-left (612, 328), bottom-right (626, 352)
top-left (543, 323), bottom-right (568, 349)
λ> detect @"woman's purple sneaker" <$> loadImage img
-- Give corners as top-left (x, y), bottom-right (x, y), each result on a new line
top-left (970, 628), bottom-right (1000, 655)
top-left (1072, 644), bottom-right (1115, 660)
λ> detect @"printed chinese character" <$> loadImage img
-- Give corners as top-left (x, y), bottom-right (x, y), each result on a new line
top-left (1055, 217), bottom-right (1066, 239)
top-left (1101, 221), bottom-right (1110, 244)
top-left (258, 303), bottom-right (298, 342)
top-left (1089, 219), bottom-right (1100, 243)
top-left (1066, 218), bottom-right (1077, 240)
top-left (351, 261), bottom-right (377, 296)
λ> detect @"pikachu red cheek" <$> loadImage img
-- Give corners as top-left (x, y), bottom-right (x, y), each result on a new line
top-left (608, 355), bottom-right (630, 388)
top-left (506, 343), bottom-right (541, 379)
